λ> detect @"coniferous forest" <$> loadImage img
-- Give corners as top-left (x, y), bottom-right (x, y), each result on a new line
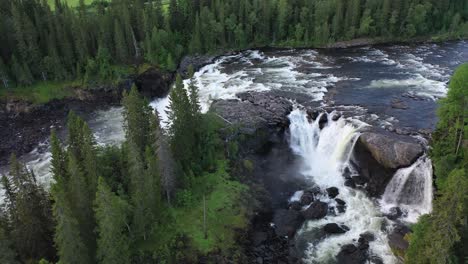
top-left (0, 1), bottom-right (467, 264)
top-left (0, 0), bottom-right (467, 88)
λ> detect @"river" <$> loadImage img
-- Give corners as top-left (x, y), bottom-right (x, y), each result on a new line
top-left (1, 40), bottom-right (467, 263)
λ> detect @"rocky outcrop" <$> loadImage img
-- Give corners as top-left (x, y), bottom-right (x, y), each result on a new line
top-left (0, 67), bottom-right (173, 164)
top-left (134, 67), bottom-right (174, 98)
top-left (323, 223), bottom-right (349, 234)
top-left (352, 131), bottom-right (425, 196)
top-left (388, 224), bottom-right (411, 261)
top-left (273, 209), bottom-right (304, 238)
top-left (302, 201), bottom-right (328, 220)
top-left (211, 92), bottom-right (293, 154)
top-left (177, 55), bottom-right (216, 77)
top-left (336, 234), bottom-right (373, 264)
top-left (359, 132), bottom-right (423, 169)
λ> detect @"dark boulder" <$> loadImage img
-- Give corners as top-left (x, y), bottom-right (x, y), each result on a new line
top-left (359, 132), bottom-right (423, 169)
top-left (273, 209), bottom-right (304, 238)
top-left (335, 198), bottom-right (347, 214)
top-left (351, 131), bottom-right (424, 197)
top-left (300, 192), bottom-right (315, 206)
top-left (326, 187), bottom-right (339, 198)
top-left (323, 223), bottom-right (349, 234)
top-left (352, 175), bottom-right (368, 186)
top-left (332, 113), bottom-right (342, 121)
top-left (134, 67), bottom-right (173, 98)
top-left (386, 207), bottom-right (403, 220)
top-left (178, 54), bottom-right (216, 77)
top-left (252, 232), bottom-right (269, 247)
top-left (302, 201), bottom-right (328, 220)
top-left (336, 244), bottom-right (368, 264)
top-left (307, 109), bottom-right (320, 120)
top-left (211, 92), bottom-right (293, 154)
top-left (289, 201), bottom-right (303, 211)
top-left (388, 224), bottom-right (411, 256)
top-left (345, 178), bottom-right (356, 188)
top-left (318, 113), bottom-right (328, 129)
top-left (359, 232), bottom-right (376, 243)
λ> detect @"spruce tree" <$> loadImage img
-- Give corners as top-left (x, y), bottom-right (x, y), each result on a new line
top-left (95, 177), bottom-right (131, 264)
top-left (1, 155), bottom-right (55, 263)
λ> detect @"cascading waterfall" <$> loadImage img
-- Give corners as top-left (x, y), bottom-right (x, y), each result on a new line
top-left (381, 156), bottom-right (433, 223)
top-left (288, 109), bottom-right (396, 264)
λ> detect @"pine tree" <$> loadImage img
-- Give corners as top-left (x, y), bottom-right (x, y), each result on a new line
top-left (0, 57), bottom-right (9, 88)
top-left (114, 20), bottom-right (129, 63)
top-left (1, 155), bottom-right (55, 263)
top-left (52, 185), bottom-right (89, 264)
top-left (95, 177), bottom-right (131, 264)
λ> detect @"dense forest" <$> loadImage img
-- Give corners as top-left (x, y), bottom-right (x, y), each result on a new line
top-left (405, 64), bottom-right (468, 264)
top-left (0, 70), bottom-right (253, 263)
top-left (0, 0), bottom-right (467, 263)
top-left (0, 0), bottom-right (467, 89)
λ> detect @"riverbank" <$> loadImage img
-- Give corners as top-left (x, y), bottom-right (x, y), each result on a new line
top-left (0, 66), bottom-right (173, 164)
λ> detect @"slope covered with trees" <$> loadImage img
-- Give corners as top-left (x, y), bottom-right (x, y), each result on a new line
top-left (0, 0), bottom-right (467, 91)
top-left (405, 64), bottom-right (468, 264)
top-left (0, 75), bottom-right (252, 263)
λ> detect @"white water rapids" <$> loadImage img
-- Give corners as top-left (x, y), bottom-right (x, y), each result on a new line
top-left (288, 109), bottom-right (397, 263)
top-left (2, 41), bottom-right (462, 261)
top-left (381, 156), bottom-right (433, 223)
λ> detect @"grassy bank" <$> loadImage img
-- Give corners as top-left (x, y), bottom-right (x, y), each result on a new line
top-left (145, 160), bottom-right (251, 261)
top-left (0, 81), bottom-right (78, 104)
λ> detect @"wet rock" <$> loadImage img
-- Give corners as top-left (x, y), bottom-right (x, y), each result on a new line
top-left (352, 175), bottom-right (368, 186)
top-left (300, 192), bottom-right (315, 206)
top-left (388, 224), bottom-right (411, 254)
top-left (386, 207), bottom-right (403, 220)
top-left (344, 178), bottom-right (356, 188)
top-left (178, 54), bottom-right (216, 77)
top-left (391, 99), bottom-right (409, 109)
top-left (253, 232), bottom-right (268, 246)
top-left (289, 201), bottom-right (302, 211)
top-left (332, 113), bottom-right (342, 121)
top-left (323, 223), bottom-right (349, 234)
top-left (302, 201), bottom-right (328, 220)
top-left (359, 232), bottom-right (376, 243)
top-left (273, 209), bottom-right (304, 238)
top-left (335, 198), bottom-right (347, 213)
top-left (326, 187), bottom-right (339, 198)
top-left (306, 109), bottom-right (320, 120)
top-left (359, 132), bottom-right (424, 169)
top-left (211, 92), bottom-right (293, 154)
top-left (135, 67), bottom-right (173, 98)
top-left (336, 244), bottom-right (368, 264)
top-left (318, 113), bottom-right (328, 129)
top-left (369, 255), bottom-right (384, 264)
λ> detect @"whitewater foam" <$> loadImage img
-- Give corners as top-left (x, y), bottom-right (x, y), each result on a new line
top-left (288, 109), bottom-right (396, 264)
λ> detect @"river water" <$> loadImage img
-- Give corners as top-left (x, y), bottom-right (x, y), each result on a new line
top-left (2, 40), bottom-right (467, 263)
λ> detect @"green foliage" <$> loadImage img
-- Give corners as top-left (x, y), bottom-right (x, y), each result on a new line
top-left (95, 177), bottom-right (131, 264)
top-left (406, 64), bottom-right (468, 264)
top-left (149, 161), bottom-right (249, 259)
top-left (0, 155), bottom-right (55, 263)
top-left (431, 64), bottom-right (468, 188)
top-left (2, 0), bottom-right (467, 96)
top-left (406, 169), bottom-right (468, 264)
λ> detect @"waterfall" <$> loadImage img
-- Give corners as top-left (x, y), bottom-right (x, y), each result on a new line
top-left (288, 109), bottom-right (360, 188)
top-left (288, 109), bottom-right (396, 264)
top-left (381, 156), bottom-right (433, 223)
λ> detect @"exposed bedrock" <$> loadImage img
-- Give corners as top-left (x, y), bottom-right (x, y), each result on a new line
top-left (211, 91), bottom-right (293, 154)
top-left (0, 67), bottom-right (172, 164)
top-left (359, 132), bottom-right (424, 169)
top-left (352, 130), bottom-right (425, 196)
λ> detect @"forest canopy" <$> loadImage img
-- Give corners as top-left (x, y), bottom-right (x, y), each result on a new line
top-left (0, 0), bottom-right (467, 88)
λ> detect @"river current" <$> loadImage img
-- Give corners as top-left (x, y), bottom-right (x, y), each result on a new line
top-left (2, 40), bottom-right (467, 263)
